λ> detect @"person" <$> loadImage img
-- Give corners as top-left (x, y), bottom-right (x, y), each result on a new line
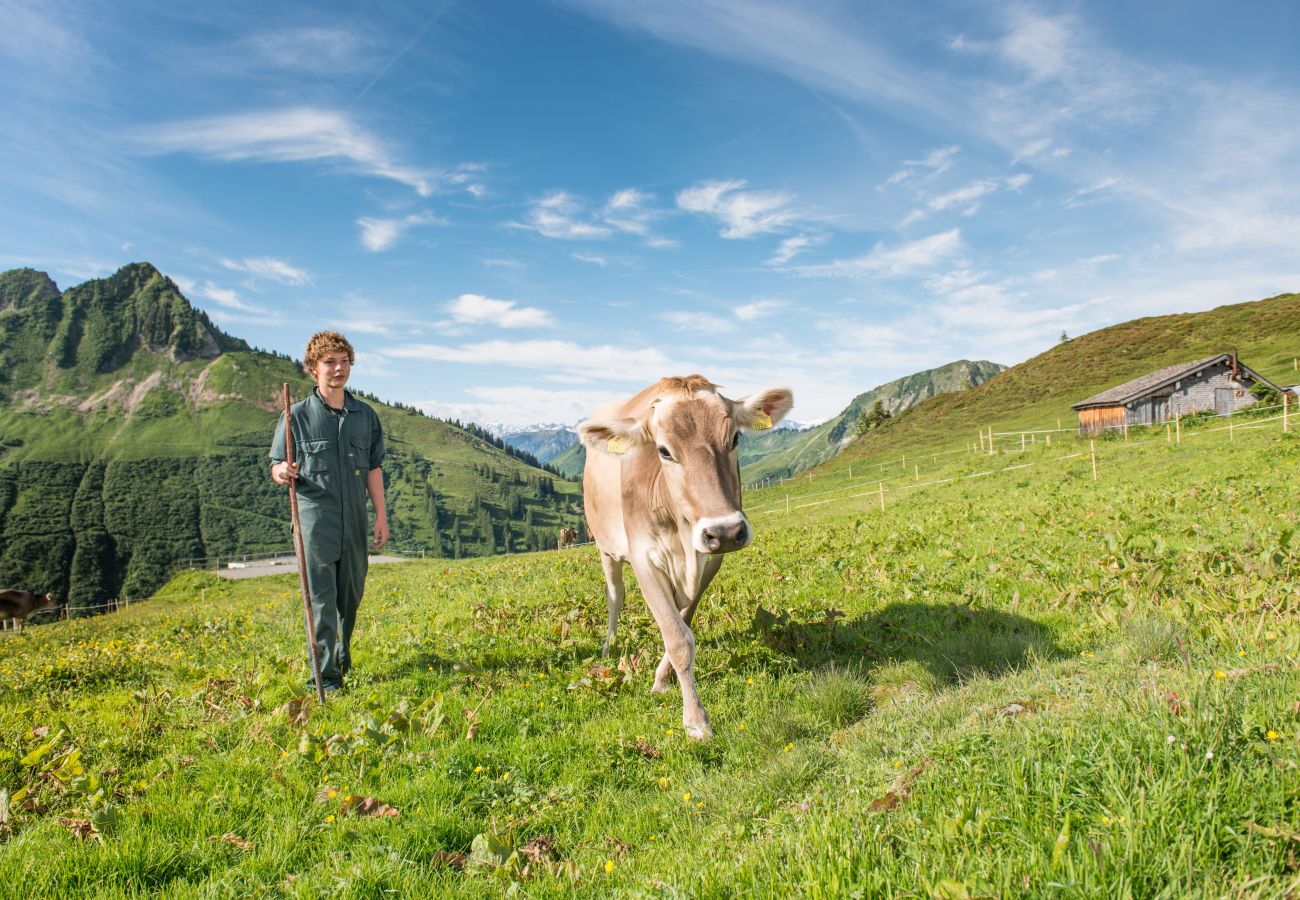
top-left (269, 331), bottom-right (389, 693)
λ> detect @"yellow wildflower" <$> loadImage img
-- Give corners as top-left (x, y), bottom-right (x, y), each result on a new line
top-left (325, 815), bottom-right (335, 823)
top-left (1214, 670), bottom-right (1227, 679)
top-left (682, 792), bottom-right (692, 803)
top-left (1267, 730), bottom-right (1279, 741)
top-left (604, 859), bottom-right (614, 874)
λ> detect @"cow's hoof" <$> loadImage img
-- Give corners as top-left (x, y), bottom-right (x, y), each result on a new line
top-left (686, 723), bottom-right (713, 742)
top-left (650, 679), bottom-right (673, 694)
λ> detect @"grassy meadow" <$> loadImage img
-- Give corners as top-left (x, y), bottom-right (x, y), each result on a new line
top-left (1, 414), bottom-right (1297, 897)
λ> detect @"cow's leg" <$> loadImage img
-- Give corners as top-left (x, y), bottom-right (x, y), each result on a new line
top-left (653, 554), bottom-right (723, 692)
top-left (634, 559), bottom-right (712, 740)
top-left (600, 552), bottom-right (625, 657)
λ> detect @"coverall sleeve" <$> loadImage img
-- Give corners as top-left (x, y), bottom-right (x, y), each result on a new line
top-left (369, 413), bottom-right (385, 469)
top-left (269, 412), bottom-right (288, 463)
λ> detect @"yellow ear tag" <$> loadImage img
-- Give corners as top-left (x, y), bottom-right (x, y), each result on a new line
top-left (606, 436), bottom-right (630, 455)
top-left (751, 411), bottom-right (773, 431)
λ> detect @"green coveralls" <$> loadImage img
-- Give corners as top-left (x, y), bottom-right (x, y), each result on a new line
top-left (270, 389), bottom-right (385, 688)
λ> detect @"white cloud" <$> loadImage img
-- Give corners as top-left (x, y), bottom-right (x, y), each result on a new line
top-left (790, 229), bottom-right (963, 277)
top-left (661, 310), bottom-right (734, 332)
top-left (515, 188), bottom-right (672, 245)
top-left (447, 294), bottom-right (554, 328)
top-left (1064, 178), bottom-right (1119, 209)
top-left (677, 179), bottom-right (798, 238)
top-left (765, 235), bottom-right (819, 266)
top-left (358, 212), bottom-right (441, 252)
top-left (387, 338), bottom-right (676, 384)
top-left (135, 107), bottom-right (436, 196)
top-left (572, 252), bottom-right (607, 267)
top-left (235, 27), bottom-right (370, 74)
top-left (481, 257), bottom-right (526, 270)
top-left (198, 281), bottom-right (269, 314)
top-left (884, 145), bottom-right (960, 187)
top-left (927, 179), bottom-right (999, 213)
top-left (734, 299), bottom-right (785, 321)
top-left (518, 192), bottom-right (613, 240)
top-left (220, 256), bottom-right (312, 286)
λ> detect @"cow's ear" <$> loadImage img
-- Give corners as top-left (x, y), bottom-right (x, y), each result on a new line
top-left (735, 388), bottom-right (793, 432)
top-left (578, 417), bottom-right (653, 456)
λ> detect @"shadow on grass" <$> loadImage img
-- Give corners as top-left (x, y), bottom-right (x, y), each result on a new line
top-left (731, 601), bottom-right (1064, 685)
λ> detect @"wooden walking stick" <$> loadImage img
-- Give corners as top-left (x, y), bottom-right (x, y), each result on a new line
top-left (283, 384), bottom-right (326, 704)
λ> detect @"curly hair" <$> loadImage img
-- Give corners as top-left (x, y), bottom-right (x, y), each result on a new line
top-left (303, 331), bottom-right (355, 377)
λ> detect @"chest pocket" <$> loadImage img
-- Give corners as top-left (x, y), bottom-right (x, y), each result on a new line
top-left (348, 433), bottom-right (371, 473)
top-left (298, 439), bottom-right (333, 475)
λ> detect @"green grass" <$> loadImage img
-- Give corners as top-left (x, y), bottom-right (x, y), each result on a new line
top-left (0, 416), bottom-right (1297, 897)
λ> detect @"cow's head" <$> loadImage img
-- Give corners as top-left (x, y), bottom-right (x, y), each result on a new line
top-left (580, 376), bottom-right (793, 554)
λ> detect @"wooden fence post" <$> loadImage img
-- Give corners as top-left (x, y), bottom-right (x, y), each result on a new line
top-left (1021, 433), bottom-right (1025, 452)
top-left (1123, 421), bottom-right (1128, 442)
top-left (878, 483), bottom-right (885, 511)
top-left (1046, 434), bottom-right (1051, 447)
top-left (915, 464), bottom-right (919, 481)
top-left (1175, 413), bottom-right (1181, 445)
top-left (1167, 421), bottom-right (1172, 444)
top-left (785, 495), bottom-right (790, 514)
top-left (1285, 392), bottom-right (1290, 432)
top-left (1090, 439), bottom-right (1098, 481)
top-left (1229, 418), bottom-right (1234, 442)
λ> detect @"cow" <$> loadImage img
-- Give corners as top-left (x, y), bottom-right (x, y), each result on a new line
top-left (578, 375), bottom-right (793, 740)
top-left (557, 527), bottom-right (578, 550)
top-left (0, 589), bottom-right (62, 630)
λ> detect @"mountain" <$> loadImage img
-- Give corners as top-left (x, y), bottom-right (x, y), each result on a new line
top-left (0, 264), bottom-right (583, 614)
top-left (738, 360), bottom-right (1006, 483)
top-left (545, 360), bottom-right (1005, 481)
top-left (499, 425), bottom-right (579, 463)
top-left (815, 291), bottom-right (1300, 474)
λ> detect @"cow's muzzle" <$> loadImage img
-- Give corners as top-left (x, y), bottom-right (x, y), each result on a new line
top-left (694, 513), bottom-right (751, 554)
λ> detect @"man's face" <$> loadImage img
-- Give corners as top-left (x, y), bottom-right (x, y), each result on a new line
top-left (313, 351), bottom-right (351, 391)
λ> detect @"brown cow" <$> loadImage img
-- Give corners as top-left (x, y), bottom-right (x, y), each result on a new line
top-left (557, 527), bottom-right (578, 550)
top-left (0, 589), bottom-right (61, 629)
top-left (578, 375), bottom-right (792, 740)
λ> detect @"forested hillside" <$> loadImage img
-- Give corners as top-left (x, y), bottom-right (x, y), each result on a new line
top-left (0, 264), bottom-right (583, 614)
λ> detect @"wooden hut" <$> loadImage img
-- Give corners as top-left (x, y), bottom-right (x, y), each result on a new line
top-left (1072, 352), bottom-right (1279, 435)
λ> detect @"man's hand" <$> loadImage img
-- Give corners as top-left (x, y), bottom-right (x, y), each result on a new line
top-left (371, 516), bottom-right (390, 551)
top-left (271, 461), bottom-right (299, 485)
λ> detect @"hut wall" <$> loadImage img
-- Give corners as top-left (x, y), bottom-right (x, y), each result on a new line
top-left (1077, 405), bottom-right (1125, 435)
top-left (1167, 361), bottom-right (1258, 416)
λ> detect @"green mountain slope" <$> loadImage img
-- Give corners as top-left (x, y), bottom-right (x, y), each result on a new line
top-left (820, 291), bottom-right (1300, 473)
top-left (0, 264), bottom-right (582, 612)
top-left (547, 360), bottom-right (1004, 481)
top-left (739, 359), bottom-right (1005, 483)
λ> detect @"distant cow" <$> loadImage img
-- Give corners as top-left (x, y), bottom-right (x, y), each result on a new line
top-left (558, 527), bottom-right (578, 550)
top-left (0, 590), bottom-right (62, 629)
top-left (579, 375), bottom-right (793, 740)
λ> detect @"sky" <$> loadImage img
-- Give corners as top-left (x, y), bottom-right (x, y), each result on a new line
top-left (3, 0), bottom-right (1299, 427)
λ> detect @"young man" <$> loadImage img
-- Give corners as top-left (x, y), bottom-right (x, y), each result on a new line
top-left (270, 331), bottom-right (389, 693)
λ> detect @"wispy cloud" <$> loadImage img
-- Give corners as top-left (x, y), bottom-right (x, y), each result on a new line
top-left (765, 235), bottom-right (820, 266)
top-left (387, 338), bottom-right (676, 384)
top-left (572, 251), bottom-right (607, 267)
top-left (447, 294), bottom-right (554, 328)
top-left (197, 281), bottom-right (270, 315)
top-left (884, 145), bottom-right (960, 187)
top-left (220, 256), bottom-right (312, 286)
top-left (358, 211), bottom-right (442, 251)
top-left (135, 107), bottom-right (437, 196)
top-left (1064, 178), bottom-right (1118, 209)
top-left (661, 310), bottom-right (734, 332)
top-left (677, 179), bottom-right (797, 238)
top-left (232, 27), bottom-right (372, 74)
top-left (734, 299), bottom-right (785, 321)
top-left (515, 188), bottom-right (672, 244)
top-left (790, 229), bottom-right (963, 278)
top-left (517, 191), bottom-right (613, 240)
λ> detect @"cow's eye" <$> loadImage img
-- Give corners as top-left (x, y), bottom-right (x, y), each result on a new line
top-left (730, 432), bottom-right (740, 449)
top-left (658, 445), bottom-right (674, 462)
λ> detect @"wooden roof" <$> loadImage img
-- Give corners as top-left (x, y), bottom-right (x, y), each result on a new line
top-left (1072, 353), bottom-right (1278, 410)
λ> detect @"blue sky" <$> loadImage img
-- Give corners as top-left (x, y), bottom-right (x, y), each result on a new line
top-left (3, 0), bottom-right (1298, 426)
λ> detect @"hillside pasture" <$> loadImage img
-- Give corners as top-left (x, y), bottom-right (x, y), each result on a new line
top-left (0, 418), bottom-right (1297, 897)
